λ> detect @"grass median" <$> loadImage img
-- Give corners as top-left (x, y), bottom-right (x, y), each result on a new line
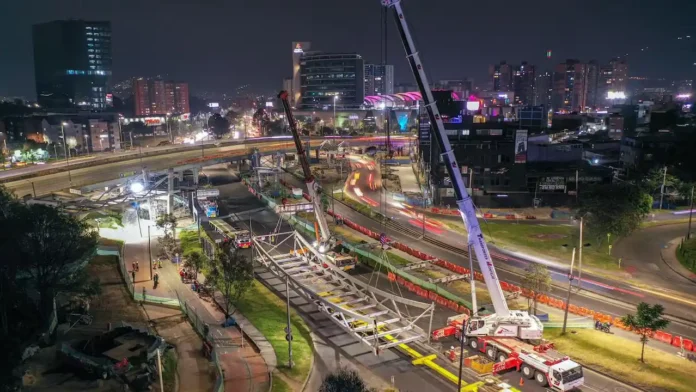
top-left (444, 219), bottom-right (620, 271)
top-left (545, 328), bottom-right (696, 392)
top-left (236, 281), bottom-right (312, 386)
top-left (676, 236), bottom-right (696, 274)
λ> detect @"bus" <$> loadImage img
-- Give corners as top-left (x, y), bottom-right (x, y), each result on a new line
top-left (210, 219), bottom-right (252, 249)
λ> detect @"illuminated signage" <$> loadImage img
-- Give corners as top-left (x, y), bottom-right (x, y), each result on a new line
top-left (265, 101), bottom-right (274, 108)
top-left (293, 43), bottom-right (303, 54)
top-left (466, 100), bottom-right (481, 111)
top-left (607, 91), bottom-right (626, 100)
top-left (208, 102), bottom-right (220, 108)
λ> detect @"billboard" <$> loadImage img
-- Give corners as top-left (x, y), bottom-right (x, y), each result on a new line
top-left (514, 130), bottom-right (528, 163)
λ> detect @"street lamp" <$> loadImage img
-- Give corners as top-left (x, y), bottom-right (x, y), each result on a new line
top-left (61, 122), bottom-right (72, 184)
top-left (333, 95), bottom-right (339, 132)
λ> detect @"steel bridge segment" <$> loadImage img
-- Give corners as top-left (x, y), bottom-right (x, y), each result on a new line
top-left (252, 230), bottom-right (435, 353)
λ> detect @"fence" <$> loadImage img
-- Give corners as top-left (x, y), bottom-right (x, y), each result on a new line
top-left (111, 244), bottom-right (227, 390)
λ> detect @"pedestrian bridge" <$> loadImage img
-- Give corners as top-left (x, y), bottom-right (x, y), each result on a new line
top-left (253, 230), bottom-right (435, 353)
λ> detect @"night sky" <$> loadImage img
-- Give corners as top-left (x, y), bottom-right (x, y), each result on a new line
top-left (1, 0), bottom-right (695, 98)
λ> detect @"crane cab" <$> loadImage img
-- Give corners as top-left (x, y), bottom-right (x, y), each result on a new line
top-left (465, 311), bottom-right (543, 340)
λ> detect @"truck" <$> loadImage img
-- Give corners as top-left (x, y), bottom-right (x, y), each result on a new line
top-left (381, 0), bottom-right (583, 390)
top-left (435, 314), bottom-right (583, 390)
top-left (210, 219), bottom-right (252, 249)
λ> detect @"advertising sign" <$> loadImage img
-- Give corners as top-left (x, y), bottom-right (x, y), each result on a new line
top-left (514, 129), bottom-right (528, 164)
top-left (539, 176), bottom-right (566, 192)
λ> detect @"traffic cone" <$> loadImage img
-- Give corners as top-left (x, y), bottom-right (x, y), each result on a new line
top-left (519, 377), bottom-right (525, 386)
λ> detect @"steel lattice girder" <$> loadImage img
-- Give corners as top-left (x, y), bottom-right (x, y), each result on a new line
top-left (253, 230), bottom-right (434, 353)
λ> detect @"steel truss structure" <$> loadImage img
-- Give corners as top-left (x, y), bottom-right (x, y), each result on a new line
top-left (252, 230), bottom-right (435, 353)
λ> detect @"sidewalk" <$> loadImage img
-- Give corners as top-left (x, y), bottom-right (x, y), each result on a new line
top-left (142, 304), bottom-right (215, 392)
top-left (123, 238), bottom-right (271, 392)
top-left (661, 237), bottom-right (696, 284)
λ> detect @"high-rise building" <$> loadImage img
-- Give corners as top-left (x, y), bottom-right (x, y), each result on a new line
top-left (299, 53), bottom-right (364, 109)
top-left (552, 59), bottom-right (599, 112)
top-left (291, 42), bottom-right (312, 107)
top-left (435, 80), bottom-right (473, 98)
top-left (598, 58), bottom-right (629, 107)
top-left (32, 20), bottom-right (112, 110)
top-left (534, 70), bottom-right (553, 109)
top-left (513, 62), bottom-right (535, 105)
top-left (133, 78), bottom-right (190, 116)
top-left (364, 64), bottom-right (394, 96)
top-left (490, 61), bottom-right (513, 91)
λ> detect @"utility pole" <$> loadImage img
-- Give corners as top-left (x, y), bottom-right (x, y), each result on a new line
top-left (575, 169), bottom-right (579, 203)
top-left (285, 275), bottom-right (293, 369)
top-left (148, 225), bottom-right (153, 281)
top-left (459, 243), bottom-right (476, 391)
top-left (61, 122), bottom-right (73, 184)
top-left (577, 217), bottom-right (583, 290)
top-left (688, 185), bottom-right (694, 240)
top-left (659, 166), bottom-right (667, 210)
top-left (561, 247), bottom-right (576, 335)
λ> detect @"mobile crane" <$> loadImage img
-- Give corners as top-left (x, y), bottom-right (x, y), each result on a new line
top-left (278, 90), bottom-right (335, 254)
top-left (383, 1), bottom-right (584, 390)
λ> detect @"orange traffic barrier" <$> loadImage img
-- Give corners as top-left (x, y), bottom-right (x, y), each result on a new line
top-left (654, 331), bottom-right (672, 344)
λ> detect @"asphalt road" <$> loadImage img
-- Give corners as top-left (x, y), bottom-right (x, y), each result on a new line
top-left (614, 223), bottom-right (696, 294)
top-left (203, 167), bottom-right (456, 392)
top-left (3, 136), bottom-right (413, 198)
top-left (282, 169), bottom-right (696, 343)
top-left (206, 166), bottom-right (641, 392)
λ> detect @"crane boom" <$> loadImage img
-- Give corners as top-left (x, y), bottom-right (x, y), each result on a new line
top-left (381, 0), bottom-right (509, 317)
top-left (278, 90), bottom-right (333, 248)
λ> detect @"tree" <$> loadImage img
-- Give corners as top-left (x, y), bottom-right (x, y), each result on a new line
top-left (0, 187), bottom-right (99, 389)
top-left (156, 213), bottom-right (177, 238)
top-left (319, 368), bottom-right (373, 392)
top-left (521, 264), bottom-right (551, 315)
top-left (16, 204), bottom-right (99, 324)
top-left (208, 113), bottom-right (230, 138)
top-left (577, 183), bottom-right (652, 244)
top-left (621, 302), bottom-right (670, 363)
top-left (213, 247), bottom-right (254, 319)
top-left (184, 248), bottom-right (205, 278)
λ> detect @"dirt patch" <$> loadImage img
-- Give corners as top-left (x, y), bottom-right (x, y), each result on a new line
top-left (529, 233), bottom-right (567, 240)
top-left (88, 256), bottom-right (149, 325)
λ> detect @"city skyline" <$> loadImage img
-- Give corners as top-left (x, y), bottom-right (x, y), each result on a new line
top-left (1, 0), bottom-right (696, 99)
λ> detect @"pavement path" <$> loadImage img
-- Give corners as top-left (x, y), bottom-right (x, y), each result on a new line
top-left (122, 232), bottom-right (271, 392)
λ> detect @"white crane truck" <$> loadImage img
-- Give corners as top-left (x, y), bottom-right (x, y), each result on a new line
top-left (381, 0), bottom-right (584, 390)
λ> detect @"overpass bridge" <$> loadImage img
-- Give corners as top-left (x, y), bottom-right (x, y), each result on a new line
top-left (4, 136), bottom-right (413, 200)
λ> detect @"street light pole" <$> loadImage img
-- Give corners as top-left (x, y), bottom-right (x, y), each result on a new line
top-left (577, 217), bottom-right (583, 290)
top-left (148, 225), bottom-right (153, 281)
top-left (561, 247), bottom-right (576, 335)
top-left (687, 185), bottom-right (694, 240)
top-left (659, 166), bottom-right (667, 210)
top-left (61, 122), bottom-right (72, 184)
top-left (333, 95), bottom-right (338, 131)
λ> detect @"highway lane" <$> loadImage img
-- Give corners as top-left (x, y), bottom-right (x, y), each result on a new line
top-left (209, 166), bottom-right (641, 392)
top-left (3, 140), bottom-right (297, 197)
top-left (3, 136), bottom-right (411, 198)
top-left (333, 158), bottom-right (696, 322)
top-left (282, 169), bottom-right (696, 343)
